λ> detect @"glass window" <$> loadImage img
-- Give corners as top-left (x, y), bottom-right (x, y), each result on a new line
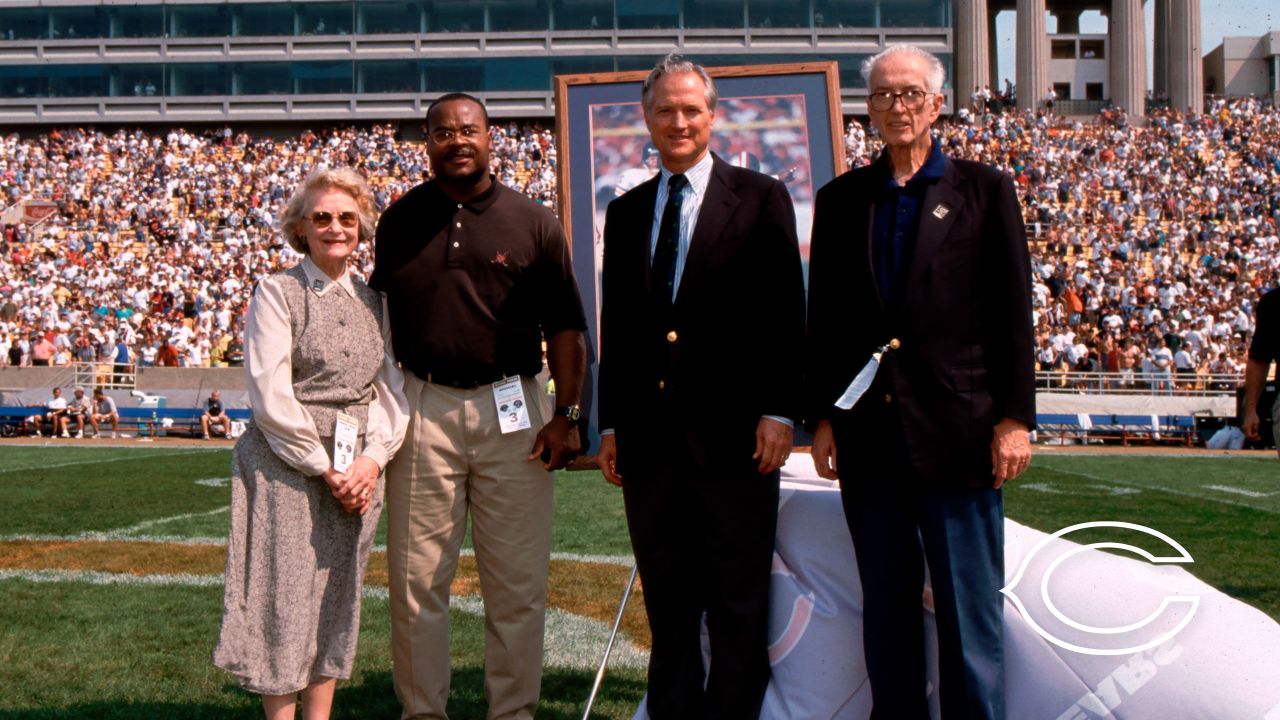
top-left (47, 65), bottom-right (108, 97)
top-left (423, 60), bottom-right (484, 92)
top-left (232, 4), bottom-right (295, 36)
top-left (551, 57), bottom-right (616, 76)
top-left (1085, 82), bottom-right (1103, 100)
top-left (297, 2), bottom-right (353, 35)
top-left (49, 7), bottom-right (105, 40)
top-left (488, 0), bottom-right (550, 31)
top-left (108, 5), bottom-right (164, 38)
top-left (814, 0), bottom-right (875, 28)
top-left (0, 65), bottom-right (51, 97)
top-left (0, 9), bottom-right (51, 40)
top-left (482, 57), bottom-right (551, 90)
top-left (685, 0), bottom-right (745, 28)
top-left (359, 2), bottom-right (423, 33)
top-left (112, 64), bottom-right (164, 97)
top-left (552, 0), bottom-right (612, 30)
top-left (749, 0), bottom-right (810, 28)
top-left (235, 62), bottom-right (292, 95)
top-left (617, 55), bottom-right (658, 72)
top-left (616, 0), bottom-right (679, 30)
top-left (169, 63), bottom-right (231, 96)
top-left (880, 0), bottom-right (947, 27)
top-left (837, 53), bottom-right (873, 87)
top-left (169, 5), bottom-right (231, 37)
top-left (357, 60), bottom-right (422, 92)
top-left (426, 1), bottom-right (484, 32)
top-left (293, 61), bottom-right (353, 94)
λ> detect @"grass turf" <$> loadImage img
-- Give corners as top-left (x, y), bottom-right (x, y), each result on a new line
top-left (2, 446), bottom-right (1279, 718)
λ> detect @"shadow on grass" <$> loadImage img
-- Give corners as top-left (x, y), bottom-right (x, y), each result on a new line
top-left (0, 669), bottom-right (648, 720)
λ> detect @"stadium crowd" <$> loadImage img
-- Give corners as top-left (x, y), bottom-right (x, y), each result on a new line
top-left (2, 97), bottom-right (1278, 395)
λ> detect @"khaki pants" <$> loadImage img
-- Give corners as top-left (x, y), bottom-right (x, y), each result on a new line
top-left (386, 372), bottom-right (554, 720)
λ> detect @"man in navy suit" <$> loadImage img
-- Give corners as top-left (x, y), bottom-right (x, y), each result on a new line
top-left (806, 45), bottom-right (1034, 719)
top-left (595, 53), bottom-right (806, 718)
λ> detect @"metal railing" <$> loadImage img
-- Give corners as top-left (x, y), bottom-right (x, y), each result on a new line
top-left (1036, 370), bottom-right (1241, 396)
top-left (68, 361), bottom-right (137, 390)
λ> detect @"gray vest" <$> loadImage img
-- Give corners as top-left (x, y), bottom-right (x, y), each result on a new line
top-left (276, 264), bottom-right (386, 439)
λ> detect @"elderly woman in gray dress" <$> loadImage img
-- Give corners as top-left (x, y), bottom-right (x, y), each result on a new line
top-left (213, 167), bottom-right (408, 720)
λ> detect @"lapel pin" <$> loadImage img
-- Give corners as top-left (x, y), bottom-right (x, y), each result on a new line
top-left (312, 278), bottom-right (324, 291)
top-left (932, 205), bottom-right (950, 219)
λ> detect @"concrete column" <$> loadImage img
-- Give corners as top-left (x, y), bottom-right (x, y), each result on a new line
top-left (1109, 0), bottom-right (1147, 115)
top-left (1168, 0), bottom-right (1203, 113)
top-left (1153, 0), bottom-right (1169, 98)
top-left (1015, 0), bottom-right (1048, 111)
top-left (955, 0), bottom-right (991, 112)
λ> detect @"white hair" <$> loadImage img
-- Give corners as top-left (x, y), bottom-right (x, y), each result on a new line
top-left (642, 51), bottom-right (718, 112)
top-left (861, 44), bottom-right (947, 93)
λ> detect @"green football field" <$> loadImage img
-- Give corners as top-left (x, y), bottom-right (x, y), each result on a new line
top-left (1, 445), bottom-right (1278, 719)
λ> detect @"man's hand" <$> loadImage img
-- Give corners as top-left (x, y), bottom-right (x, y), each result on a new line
top-left (752, 417), bottom-right (794, 474)
top-left (812, 419), bottom-right (838, 480)
top-left (1243, 408), bottom-right (1261, 441)
top-left (528, 415), bottom-right (581, 471)
top-left (596, 433), bottom-right (622, 487)
top-left (990, 418), bottom-right (1032, 489)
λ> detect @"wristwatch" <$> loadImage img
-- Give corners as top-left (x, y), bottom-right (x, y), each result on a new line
top-left (553, 404), bottom-right (581, 422)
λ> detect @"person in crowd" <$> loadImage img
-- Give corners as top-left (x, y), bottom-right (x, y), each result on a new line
top-left (36, 387), bottom-right (69, 437)
top-left (594, 53), bottom-right (805, 718)
top-left (213, 167), bottom-right (408, 720)
top-left (370, 93), bottom-right (586, 720)
top-left (62, 386), bottom-right (91, 438)
top-left (200, 388), bottom-right (232, 439)
top-left (89, 386), bottom-right (119, 438)
top-left (806, 44), bottom-right (1034, 719)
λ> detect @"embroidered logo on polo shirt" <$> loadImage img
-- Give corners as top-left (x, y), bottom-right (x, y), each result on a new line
top-left (491, 250), bottom-right (511, 267)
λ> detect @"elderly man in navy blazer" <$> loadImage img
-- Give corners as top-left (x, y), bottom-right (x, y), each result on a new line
top-left (806, 45), bottom-right (1035, 719)
top-left (595, 53), bottom-right (806, 718)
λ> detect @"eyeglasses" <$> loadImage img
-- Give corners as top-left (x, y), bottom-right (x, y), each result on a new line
top-left (309, 211), bottom-right (359, 229)
top-left (429, 126), bottom-right (484, 144)
top-left (868, 90), bottom-right (933, 112)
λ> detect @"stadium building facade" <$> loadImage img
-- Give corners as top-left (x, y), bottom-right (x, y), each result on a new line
top-left (0, 0), bottom-right (954, 125)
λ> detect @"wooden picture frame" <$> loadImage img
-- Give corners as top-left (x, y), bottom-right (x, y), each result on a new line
top-left (553, 60), bottom-right (845, 442)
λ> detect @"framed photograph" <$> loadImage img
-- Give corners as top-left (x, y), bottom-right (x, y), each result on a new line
top-left (553, 60), bottom-right (844, 441)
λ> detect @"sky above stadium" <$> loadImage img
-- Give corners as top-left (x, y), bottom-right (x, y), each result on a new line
top-left (993, 0), bottom-right (1278, 88)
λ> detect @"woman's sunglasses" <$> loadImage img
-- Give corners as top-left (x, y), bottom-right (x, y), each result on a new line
top-left (309, 211), bottom-right (359, 229)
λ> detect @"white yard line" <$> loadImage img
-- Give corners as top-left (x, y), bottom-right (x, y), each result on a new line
top-left (1, 569), bottom-right (649, 669)
top-left (0, 507), bottom-right (231, 544)
top-left (1037, 465), bottom-right (1280, 515)
top-left (0, 449), bottom-right (217, 475)
top-left (1204, 485), bottom-right (1278, 498)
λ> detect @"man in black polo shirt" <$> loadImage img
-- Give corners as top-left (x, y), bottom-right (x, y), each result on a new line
top-left (1243, 287), bottom-right (1280, 455)
top-left (371, 92), bottom-right (587, 720)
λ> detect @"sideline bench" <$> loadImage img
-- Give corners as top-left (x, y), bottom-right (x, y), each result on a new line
top-left (0, 405), bottom-right (250, 439)
top-left (1036, 413), bottom-right (1199, 447)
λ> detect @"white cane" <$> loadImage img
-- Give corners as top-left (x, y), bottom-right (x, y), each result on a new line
top-left (582, 563), bottom-right (639, 720)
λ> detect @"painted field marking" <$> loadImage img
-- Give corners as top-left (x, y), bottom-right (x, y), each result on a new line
top-left (0, 449), bottom-right (219, 476)
top-left (1204, 485), bottom-right (1278, 498)
top-left (194, 477), bottom-right (229, 487)
top-left (1085, 484), bottom-right (1143, 495)
top-left (0, 507), bottom-right (231, 544)
top-left (1036, 463), bottom-right (1280, 515)
top-left (0, 569), bottom-right (650, 669)
top-left (1020, 483), bottom-right (1065, 494)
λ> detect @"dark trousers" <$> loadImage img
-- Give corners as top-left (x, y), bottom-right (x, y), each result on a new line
top-left (618, 429), bottom-right (778, 720)
top-left (836, 418), bottom-right (1005, 720)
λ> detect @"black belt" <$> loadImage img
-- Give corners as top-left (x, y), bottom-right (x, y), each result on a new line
top-left (422, 369), bottom-right (521, 390)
